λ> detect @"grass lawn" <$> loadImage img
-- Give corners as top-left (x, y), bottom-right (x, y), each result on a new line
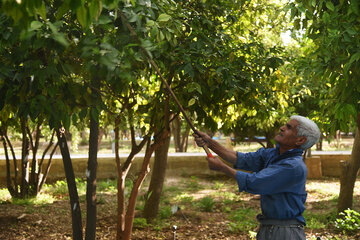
top-left (0, 174), bottom-right (359, 240)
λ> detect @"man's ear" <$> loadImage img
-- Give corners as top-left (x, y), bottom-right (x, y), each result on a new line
top-left (296, 136), bottom-right (307, 147)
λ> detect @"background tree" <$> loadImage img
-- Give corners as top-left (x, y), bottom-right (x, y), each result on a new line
top-left (203, 0), bottom-right (294, 148)
top-left (139, 0), bottom-right (252, 221)
top-left (289, 0), bottom-right (360, 213)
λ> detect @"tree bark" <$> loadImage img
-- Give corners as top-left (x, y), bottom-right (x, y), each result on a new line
top-left (2, 137), bottom-right (16, 197)
top-left (171, 115), bottom-right (190, 152)
top-left (143, 131), bottom-right (170, 222)
top-left (143, 95), bottom-right (171, 222)
top-left (122, 134), bottom-right (165, 240)
top-left (172, 115), bottom-right (181, 152)
top-left (265, 130), bottom-right (276, 148)
top-left (337, 114), bottom-right (360, 213)
top-left (57, 127), bottom-right (83, 240)
top-left (116, 122), bottom-right (149, 239)
top-left (114, 117), bottom-right (126, 240)
top-left (20, 118), bottom-right (29, 198)
top-left (180, 124), bottom-right (190, 152)
top-left (86, 74), bottom-right (100, 240)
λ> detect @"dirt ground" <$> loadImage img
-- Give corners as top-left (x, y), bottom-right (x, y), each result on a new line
top-left (0, 196), bottom-right (354, 240)
top-left (0, 196), bottom-right (250, 239)
top-left (1, 176), bottom-right (359, 240)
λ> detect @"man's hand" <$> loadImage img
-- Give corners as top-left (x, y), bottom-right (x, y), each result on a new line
top-left (193, 131), bottom-right (212, 148)
top-left (206, 156), bottom-right (225, 171)
top-left (206, 156), bottom-right (237, 178)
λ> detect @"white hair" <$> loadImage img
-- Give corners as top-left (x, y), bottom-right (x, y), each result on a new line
top-left (290, 115), bottom-right (320, 150)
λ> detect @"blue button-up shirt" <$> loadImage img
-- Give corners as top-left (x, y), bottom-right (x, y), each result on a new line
top-left (234, 146), bottom-right (307, 224)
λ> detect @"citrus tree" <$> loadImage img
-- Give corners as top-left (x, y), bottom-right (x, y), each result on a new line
top-left (289, 0), bottom-right (360, 213)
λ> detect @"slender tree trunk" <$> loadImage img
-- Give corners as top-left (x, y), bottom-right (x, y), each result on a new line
top-left (122, 137), bottom-right (164, 240)
top-left (265, 130), bottom-right (275, 148)
top-left (86, 113), bottom-right (99, 240)
top-left (143, 131), bottom-right (170, 222)
top-left (171, 115), bottom-right (190, 152)
top-left (116, 124), bottom-right (149, 240)
top-left (20, 118), bottom-right (29, 198)
top-left (337, 116), bottom-right (360, 213)
top-left (2, 138), bottom-right (16, 197)
top-left (172, 115), bottom-right (181, 152)
top-left (97, 127), bottom-right (105, 151)
top-left (2, 130), bottom-right (19, 198)
top-left (180, 124), bottom-right (190, 152)
top-left (143, 95), bottom-right (171, 222)
top-left (86, 74), bottom-right (100, 240)
top-left (57, 127), bottom-right (83, 240)
top-left (29, 124), bottom-right (40, 196)
top-left (316, 134), bottom-right (323, 151)
top-left (114, 117), bottom-right (126, 240)
top-left (38, 130), bottom-right (58, 192)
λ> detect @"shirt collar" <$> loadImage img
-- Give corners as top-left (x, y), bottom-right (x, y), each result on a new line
top-left (275, 144), bottom-right (304, 159)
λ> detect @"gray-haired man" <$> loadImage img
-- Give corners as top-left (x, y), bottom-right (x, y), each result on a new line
top-left (194, 115), bottom-right (320, 240)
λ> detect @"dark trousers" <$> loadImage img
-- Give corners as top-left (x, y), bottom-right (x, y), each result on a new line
top-left (256, 215), bottom-right (306, 240)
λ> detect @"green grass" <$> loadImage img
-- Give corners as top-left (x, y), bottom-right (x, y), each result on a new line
top-left (228, 207), bottom-right (258, 233)
top-left (196, 196), bottom-right (216, 212)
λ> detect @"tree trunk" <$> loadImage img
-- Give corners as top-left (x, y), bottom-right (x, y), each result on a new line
top-left (180, 124), bottom-right (190, 152)
top-left (115, 119), bottom-right (150, 239)
top-left (20, 118), bottom-right (29, 198)
top-left (57, 127), bottom-right (83, 240)
top-left (97, 127), bottom-right (105, 151)
top-left (122, 134), bottom-right (165, 240)
top-left (316, 134), bottom-right (323, 150)
top-left (114, 117), bottom-right (126, 240)
top-left (265, 130), bottom-right (275, 148)
top-left (86, 74), bottom-right (100, 240)
top-left (337, 124), bottom-right (360, 213)
top-left (172, 115), bottom-right (181, 152)
top-left (143, 94), bottom-right (170, 222)
top-left (143, 131), bottom-right (170, 222)
top-left (2, 137), bottom-right (16, 197)
top-left (29, 123), bottom-right (41, 196)
top-left (171, 115), bottom-right (190, 152)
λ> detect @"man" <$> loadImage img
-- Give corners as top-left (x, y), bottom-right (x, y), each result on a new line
top-left (193, 115), bottom-right (320, 240)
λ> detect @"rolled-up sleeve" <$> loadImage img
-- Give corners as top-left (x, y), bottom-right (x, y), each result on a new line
top-left (235, 148), bottom-right (267, 172)
top-left (235, 162), bottom-right (306, 195)
top-left (235, 171), bottom-right (252, 192)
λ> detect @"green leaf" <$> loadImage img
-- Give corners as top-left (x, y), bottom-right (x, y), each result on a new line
top-left (151, 26), bottom-right (158, 37)
top-left (36, 2), bottom-right (47, 20)
top-left (30, 21), bottom-right (43, 31)
top-left (188, 98), bottom-right (196, 107)
top-left (325, 1), bottom-right (335, 11)
top-left (128, 13), bottom-right (138, 23)
top-left (89, 0), bottom-right (102, 21)
top-left (55, 2), bottom-right (69, 20)
top-left (159, 31), bottom-right (165, 41)
top-left (184, 63), bottom-right (194, 78)
top-left (147, 20), bottom-right (155, 27)
top-left (350, 0), bottom-right (359, 15)
top-left (76, 6), bottom-right (88, 28)
top-left (53, 33), bottom-right (69, 46)
top-left (157, 14), bottom-right (171, 22)
top-left (63, 115), bottom-right (71, 130)
top-left (344, 62), bottom-right (351, 73)
top-left (349, 52), bottom-right (360, 64)
top-left (322, 12), bottom-right (330, 24)
top-left (343, 104), bottom-right (357, 118)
